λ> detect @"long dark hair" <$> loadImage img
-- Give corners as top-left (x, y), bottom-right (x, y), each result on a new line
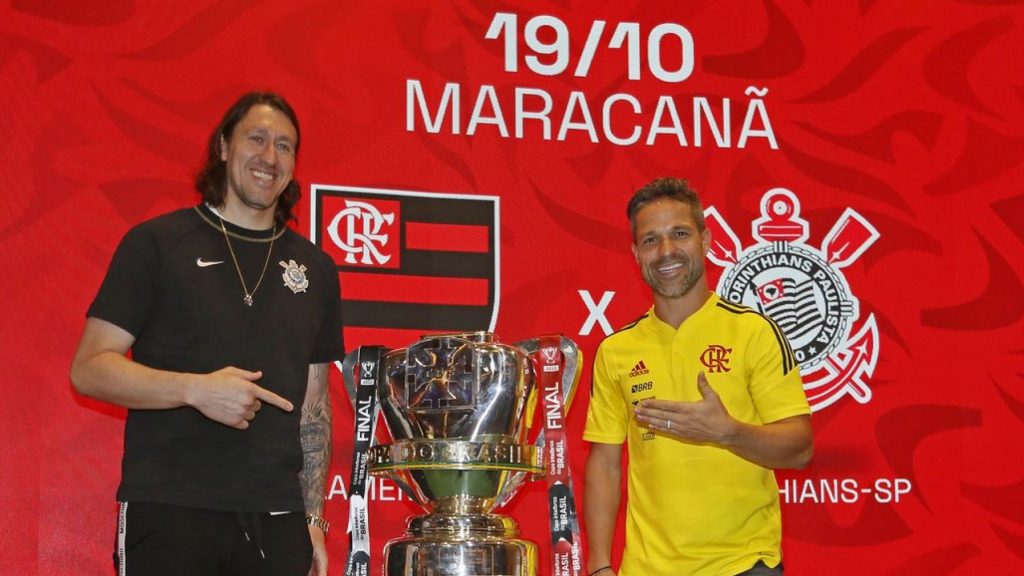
top-left (194, 92), bottom-right (301, 227)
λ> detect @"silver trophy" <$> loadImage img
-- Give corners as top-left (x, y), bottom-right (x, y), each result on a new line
top-left (343, 332), bottom-right (580, 576)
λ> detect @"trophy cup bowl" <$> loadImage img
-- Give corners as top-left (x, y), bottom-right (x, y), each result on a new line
top-left (345, 331), bottom-right (579, 576)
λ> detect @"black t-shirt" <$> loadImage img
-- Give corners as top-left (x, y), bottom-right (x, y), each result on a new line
top-left (88, 204), bottom-right (344, 512)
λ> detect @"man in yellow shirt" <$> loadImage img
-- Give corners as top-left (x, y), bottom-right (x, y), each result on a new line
top-left (583, 178), bottom-right (813, 576)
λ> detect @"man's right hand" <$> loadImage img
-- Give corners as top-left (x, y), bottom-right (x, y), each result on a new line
top-left (186, 367), bottom-right (294, 429)
top-left (71, 318), bottom-right (295, 424)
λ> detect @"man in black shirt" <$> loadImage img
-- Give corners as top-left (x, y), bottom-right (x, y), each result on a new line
top-left (71, 92), bottom-right (343, 576)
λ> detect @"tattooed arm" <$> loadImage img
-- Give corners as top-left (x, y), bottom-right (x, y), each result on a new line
top-left (299, 362), bottom-right (332, 576)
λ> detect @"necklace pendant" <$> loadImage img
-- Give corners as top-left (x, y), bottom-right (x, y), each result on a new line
top-left (219, 217), bottom-right (274, 309)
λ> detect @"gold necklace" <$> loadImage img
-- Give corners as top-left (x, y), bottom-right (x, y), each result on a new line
top-left (220, 218), bottom-right (275, 306)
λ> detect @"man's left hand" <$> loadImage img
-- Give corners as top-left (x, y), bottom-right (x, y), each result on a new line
top-left (308, 525), bottom-right (327, 576)
top-left (634, 371), bottom-right (736, 445)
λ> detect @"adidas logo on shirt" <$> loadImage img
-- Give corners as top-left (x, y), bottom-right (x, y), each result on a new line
top-left (629, 360), bottom-right (649, 378)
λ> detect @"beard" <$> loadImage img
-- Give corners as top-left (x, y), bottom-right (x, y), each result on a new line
top-left (226, 163), bottom-right (287, 214)
top-left (234, 185), bottom-right (281, 212)
top-left (640, 252), bottom-right (705, 298)
top-left (228, 176), bottom-right (284, 214)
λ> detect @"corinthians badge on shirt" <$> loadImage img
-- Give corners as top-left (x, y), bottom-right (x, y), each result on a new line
top-left (279, 259), bottom-right (309, 294)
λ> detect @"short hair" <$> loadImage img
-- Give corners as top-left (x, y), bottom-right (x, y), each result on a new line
top-left (626, 177), bottom-right (705, 238)
top-left (194, 91), bottom-right (301, 228)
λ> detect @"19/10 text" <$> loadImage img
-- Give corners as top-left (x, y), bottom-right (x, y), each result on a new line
top-left (485, 12), bottom-right (695, 82)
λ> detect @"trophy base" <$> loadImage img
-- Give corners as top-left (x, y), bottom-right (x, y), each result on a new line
top-left (383, 513), bottom-right (537, 576)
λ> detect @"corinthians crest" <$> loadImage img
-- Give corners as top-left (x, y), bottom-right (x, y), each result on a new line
top-left (706, 188), bottom-right (880, 411)
top-left (279, 259), bottom-right (309, 294)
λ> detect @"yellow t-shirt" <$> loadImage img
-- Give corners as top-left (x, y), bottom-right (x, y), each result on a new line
top-left (583, 293), bottom-right (810, 576)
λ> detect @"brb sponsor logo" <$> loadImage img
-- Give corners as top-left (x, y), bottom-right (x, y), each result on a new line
top-left (630, 381), bottom-right (652, 394)
top-left (706, 188), bottom-right (880, 411)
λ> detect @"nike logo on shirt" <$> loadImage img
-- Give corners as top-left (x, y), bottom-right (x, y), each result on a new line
top-left (196, 258), bottom-right (224, 267)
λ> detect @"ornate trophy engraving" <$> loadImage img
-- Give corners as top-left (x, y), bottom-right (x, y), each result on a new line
top-left (342, 332), bottom-right (580, 576)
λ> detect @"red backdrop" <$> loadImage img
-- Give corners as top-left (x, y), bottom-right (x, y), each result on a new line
top-left (2, 1), bottom-right (1024, 574)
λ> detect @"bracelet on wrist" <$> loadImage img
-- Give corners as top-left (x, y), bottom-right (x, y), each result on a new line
top-left (588, 566), bottom-right (612, 576)
top-left (306, 513), bottom-right (329, 536)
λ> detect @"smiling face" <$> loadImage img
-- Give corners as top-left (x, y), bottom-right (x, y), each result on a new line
top-left (219, 104), bottom-right (297, 218)
top-left (632, 198), bottom-right (710, 299)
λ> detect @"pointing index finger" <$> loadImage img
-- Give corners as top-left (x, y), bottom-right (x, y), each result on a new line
top-left (252, 385), bottom-right (294, 412)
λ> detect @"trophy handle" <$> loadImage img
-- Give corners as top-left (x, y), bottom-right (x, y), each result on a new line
top-left (341, 346), bottom-right (425, 505)
top-left (495, 336), bottom-right (582, 509)
top-left (514, 335), bottom-right (582, 412)
top-left (516, 335), bottom-right (583, 443)
top-left (339, 349), bottom-right (361, 411)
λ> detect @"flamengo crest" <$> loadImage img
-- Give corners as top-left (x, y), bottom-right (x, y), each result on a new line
top-left (706, 188), bottom-right (880, 411)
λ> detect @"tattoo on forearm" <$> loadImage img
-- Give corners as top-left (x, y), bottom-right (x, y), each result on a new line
top-left (300, 363), bottom-right (332, 515)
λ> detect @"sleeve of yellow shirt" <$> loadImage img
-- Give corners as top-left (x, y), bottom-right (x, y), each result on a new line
top-left (746, 315), bottom-right (812, 423)
top-left (583, 340), bottom-right (629, 444)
